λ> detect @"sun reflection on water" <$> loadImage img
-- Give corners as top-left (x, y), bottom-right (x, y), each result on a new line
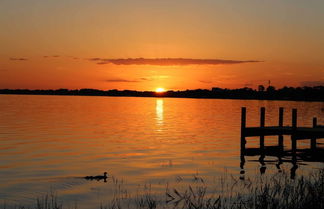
top-left (155, 99), bottom-right (164, 127)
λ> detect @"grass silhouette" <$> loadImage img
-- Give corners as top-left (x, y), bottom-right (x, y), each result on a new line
top-left (5, 169), bottom-right (324, 209)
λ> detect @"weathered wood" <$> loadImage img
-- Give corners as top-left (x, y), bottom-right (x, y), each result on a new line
top-left (278, 107), bottom-right (284, 147)
top-left (240, 107), bottom-right (324, 177)
top-left (241, 107), bottom-right (246, 151)
top-left (279, 107), bottom-right (284, 127)
top-left (260, 107), bottom-right (265, 149)
top-left (311, 117), bottom-right (317, 150)
top-left (260, 107), bottom-right (265, 127)
top-left (244, 126), bottom-right (324, 138)
top-left (241, 107), bottom-right (324, 156)
top-left (245, 126), bottom-right (291, 136)
top-left (240, 107), bottom-right (324, 151)
top-left (313, 117), bottom-right (317, 127)
top-left (291, 109), bottom-right (297, 151)
top-left (293, 127), bottom-right (324, 139)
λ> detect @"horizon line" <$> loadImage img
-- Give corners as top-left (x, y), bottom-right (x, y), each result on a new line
top-left (1, 85), bottom-right (323, 92)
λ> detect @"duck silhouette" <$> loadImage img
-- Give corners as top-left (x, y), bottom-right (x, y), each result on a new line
top-left (84, 172), bottom-right (108, 182)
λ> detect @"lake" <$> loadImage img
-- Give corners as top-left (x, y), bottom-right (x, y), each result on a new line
top-left (0, 95), bottom-right (323, 208)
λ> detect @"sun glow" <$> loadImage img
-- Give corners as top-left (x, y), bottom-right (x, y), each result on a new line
top-left (155, 88), bottom-right (166, 93)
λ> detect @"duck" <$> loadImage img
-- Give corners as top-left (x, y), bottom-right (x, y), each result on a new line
top-left (84, 172), bottom-right (108, 181)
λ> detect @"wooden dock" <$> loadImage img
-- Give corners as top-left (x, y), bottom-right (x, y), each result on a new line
top-left (240, 107), bottom-right (324, 179)
top-left (241, 107), bottom-right (324, 151)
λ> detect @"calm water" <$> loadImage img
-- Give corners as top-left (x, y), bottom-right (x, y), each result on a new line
top-left (0, 95), bottom-right (323, 208)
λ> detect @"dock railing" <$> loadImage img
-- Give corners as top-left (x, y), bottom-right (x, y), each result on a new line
top-left (240, 107), bottom-right (324, 179)
top-left (241, 107), bottom-right (324, 151)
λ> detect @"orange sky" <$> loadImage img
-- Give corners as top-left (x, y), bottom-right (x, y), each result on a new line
top-left (1, 0), bottom-right (323, 91)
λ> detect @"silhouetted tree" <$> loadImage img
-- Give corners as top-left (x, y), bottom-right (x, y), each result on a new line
top-left (258, 85), bottom-right (265, 92)
top-left (267, 86), bottom-right (276, 92)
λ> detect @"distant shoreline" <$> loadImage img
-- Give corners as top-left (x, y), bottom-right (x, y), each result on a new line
top-left (1, 86), bottom-right (324, 102)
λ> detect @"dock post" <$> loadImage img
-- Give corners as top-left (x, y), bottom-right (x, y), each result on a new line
top-left (241, 107), bottom-right (246, 151)
top-left (291, 109), bottom-right (297, 151)
top-left (290, 152), bottom-right (298, 179)
top-left (260, 107), bottom-right (265, 150)
top-left (278, 107), bottom-right (284, 147)
top-left (291, 109), bottom-right (298, 178)
top-left (240, 152), bottom-right (245, 180)
top-left (311, 117), bottom-right (317, 150)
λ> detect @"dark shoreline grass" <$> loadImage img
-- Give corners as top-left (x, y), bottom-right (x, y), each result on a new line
top-left (4, 169), bottom-right (324, 209)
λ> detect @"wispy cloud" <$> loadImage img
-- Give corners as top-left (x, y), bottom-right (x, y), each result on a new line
top-left (9, 58), bottom-right (28, 61)
top-left (43, 55), bottom-right (60, 58)
top-left (88, 58), bottom-right (262, 66)
top-left (42, 55), bottom-right (81, 60)
top-left (105, 78), bottom-right (140, 83)
top-left (104, 77), bottom-right (153, 83)
top-left (140, 76), bottom-right (168, 81)
top-left (300, 81), bottom-right (324, 87)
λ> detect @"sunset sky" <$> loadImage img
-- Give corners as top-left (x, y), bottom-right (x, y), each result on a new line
top-left (1, 0), bottom-right (323, 91)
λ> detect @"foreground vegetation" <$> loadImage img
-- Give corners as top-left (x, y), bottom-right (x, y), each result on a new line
top-left (5, 169), bottom-right (324, 209)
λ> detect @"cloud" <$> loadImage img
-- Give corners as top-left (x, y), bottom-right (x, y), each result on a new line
top-left (104, 77), bottom-right (155, 83)
top-left (300, 81), bottom-right (324, 87)
top-left (43, 55), bottom-right (82, 60)
top-left (105, 79), bottom-right (140, 83)
top-left (43, 55), bottom-right (60, 58)
top-left (88, 58), bottom-right (262, 66)
top-left (139, 77), bottom-right (152, 81)
top-left (140, 76), bottom-right (168, 81)
top-left (10, 58), bottom-right (28, 61)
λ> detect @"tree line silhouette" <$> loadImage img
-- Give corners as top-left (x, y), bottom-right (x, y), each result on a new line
top-left (0, 86), bottom-right (324, 101)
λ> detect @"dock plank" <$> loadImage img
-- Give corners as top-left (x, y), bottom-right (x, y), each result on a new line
top-left (244, 126), bottom-right (292, 137)
top-left (244, 126), bottom-right (324, 139)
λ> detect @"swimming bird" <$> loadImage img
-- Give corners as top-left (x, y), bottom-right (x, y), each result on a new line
top-left (84, 172), bottom-right (108, 182)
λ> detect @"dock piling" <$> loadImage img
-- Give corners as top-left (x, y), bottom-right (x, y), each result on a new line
top-left (292, 109), bottom-right (297, 129)
top-left (311, 117), bottom-right (317, 150)
top-left (240, 107), bottom-right (323, 153)
top-left (279, 107), bottom-right (284, 127)
top-left (260, 107), bottom-right (265, 149)
top-left (241, 107), bottom-right (246, 151)
top-left (278, 107), bottom-right (284, 147)
top-left (291, 109), bottom-right (297, 151)
top-left (240, 107), bottom-right (324, 177)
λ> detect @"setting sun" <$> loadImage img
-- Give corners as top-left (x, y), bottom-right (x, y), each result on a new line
top-left (155, 88), bottom-right (166, 93)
